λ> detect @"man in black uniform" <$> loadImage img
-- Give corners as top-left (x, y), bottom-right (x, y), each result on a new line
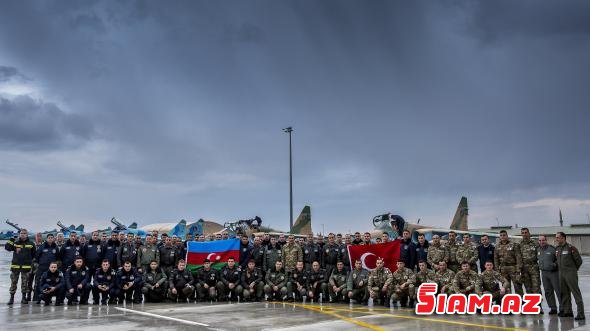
top-left (81, 231), bottom-right (103, 281)
top-left (142, 260), bottom-right (168, 303)
top-left (287, 261), bottom-right (308, 302)
top-left (168, 259), bottom-right (195, 302)
top-left (196, 259), bottom-right (219, 301)
top-left (303, 234), bottom-right (321, 271)
top-left (219, 257), bottom-right (242, 301)
top-left (65, 257), bottom-right (90, 305)
top-left (241, 259), bottom-right (264, 301)
top-left (92, 259), bottom-right (116, 305)
top-left (39, 262), bottom-right (65, 306)
top-left (114, 261), bottom-right (143, 303)
top-left (322, 233), bottom-right (340, 277)
top-left (61, 232), bottom-right (82, 273)
top-left (103, 232), bottom-right (120, 270)
top-left (308, 261), bottom-right (328, 302)
top-left (33, 233), bottom-right (60, 304)
top-left (159, 236), bottom-right (179, 276)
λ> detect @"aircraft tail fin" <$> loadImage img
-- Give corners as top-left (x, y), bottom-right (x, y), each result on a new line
top-left (188, 219), bottom-right (204, 236)
top-left (290, 206), bottom-right (312, 235)
top-left (128, 222), bottom-right (138, 229)
top-left (75, 224), bottom-right (84, 232)
top-left (450, 196), bottom-right (469, 231)
top-left (168, 219), bottom-right (187, 239)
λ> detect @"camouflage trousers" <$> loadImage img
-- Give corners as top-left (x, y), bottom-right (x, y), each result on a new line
top-left (482, 289), bottom-right (504, 303)
top-left (500, 265), bottom-right (523, 295)
top-left (9, 269), bottom-right (31, 295)
top-left (521, 263), bottom-right (541, 294)
top-left (391, 284), bottom-right (415, 302)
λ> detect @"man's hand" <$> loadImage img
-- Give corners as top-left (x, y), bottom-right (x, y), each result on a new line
top-left (77, 284), bottom-right (83, 289)
top-left (154, 283), bottom-right (159, 288)
top-left (171, 288), bottom-right (177, 294)
top-left (273, 285), bottom-right (278, 292)
top-left (228, 283), bottom-right (235, 289)
top-left (69, 288), bottom-right (74, 294)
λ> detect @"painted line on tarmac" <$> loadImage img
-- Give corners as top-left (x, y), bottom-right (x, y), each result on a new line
top-left (114, 307), bottom-right (210, 327)
top-left (275, 302), bottom-right (385, 331)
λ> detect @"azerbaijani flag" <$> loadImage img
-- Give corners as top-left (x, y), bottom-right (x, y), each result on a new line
top-left (186, 239), bottom-right (240, 271)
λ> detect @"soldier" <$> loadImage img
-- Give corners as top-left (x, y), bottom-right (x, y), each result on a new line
top-left (158, 236), bottom-right (179, 276)
top-left (264, 260), bottom-right (288, 301)
top-left (555, 232), bottom-right (585, 320)
top-left (168, 259), bottom-right (194, 302)
top-left (65, 257), bottom-right (90, 305)
top-left (81, 231), bottom-right (103, 281)
top-left (399, 230), bottom-right (417, 271)
top-left (61, 232), bottom-right (82, 273)
top-left (39, 262), bottom-right (65, 306)
top-left (250, 236), bottom-right (266, 271)
top-left (287, 260), bottom-right (308, 302)
top-left (142, 261), bottom-right (167, 303)
top-left (282, 235), bottom-right (303, 274)
top-left (238, 235), bottom-right (252, 271)
top-left (347, 259), bottom-right (368, 304)
top-left (307, 261), bottom-right (328, 302)
top-left (137, 235), bottom-right (160, 274)
top-left (415, 234), bottom-right (429, 270)
top-left (436, 261), bottom-right (455, 295)
top-left (480, 261), bottom-right (508, 304)
top-left (118, 233), bottom-right (139, 268)
top-left (456, 234), bottom-right (478, 273)
top-left (241, 259), bottom-right (264, 302)
top-left (102, 232), bottom-right (120, 270)
top-left (361, 232), bottom-right (372, 245)
top-left (446, 231), bottom-right (460, 273)
top-left (92, 259), bottom-right (116, 305)
top-left (33, 233), bottom-right (60, 304)
top-left (114, 261), bottom-right (143, 304)
top-left (519, 228), bottom-right (541, 297)
top-left (219, 257), bottom-right (242, 301)
top-left (303, 234), bottom-right (321, 271)
top-left (538, 235), bottom-right (560, 315)
top-left (478, 235), bottom-right (495, 273)
top-left (391, 260), bottom-right (416, 308)
top-left (328, 261), bottom-right (348, 303)
top-left (263, 237), bottom-right (283, 273)
top-left (278, 234), bottom-right (287, 248)
top-left (415, 260), bottom-right (437, 289)
top-left (453, 261), bottom-right (482, 295)
top-left (341, 235), bottom-right (352, 271)
top-left (368, 257), bottom-right (393, 307)
top-left (196, 259), bottom-right (219, 301)
top-left (494, 230), bottom-right (523, 295)
top-left (322, 233), bottom-right (340, 277)
top-left (5, 228), bottom-right (36, 305)
top-left (352, 232), bottom-right (363, 245)
top-left (381, 232), bottom-right (390, 243)
top-left (427, 235), bottom-right (448, 271)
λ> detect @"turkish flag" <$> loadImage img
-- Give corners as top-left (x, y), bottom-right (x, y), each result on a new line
top-left (347, 240), bottom-right (401, 272)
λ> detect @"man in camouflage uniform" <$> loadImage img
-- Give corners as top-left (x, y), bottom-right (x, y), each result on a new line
top-left (368, 257), bottom-right (393, 307)
top-left (264, 260), bottom-right (288, 301)
top-left (453, 262), bottom-right (482, 295)
top-left (456, 233), bottom-right (478, 273)
top-left (347, 259), bottom-right (368, 304)
top-left (282, 235), bottom-right (303, 275)
top-left (436, 261), bottom-right (455, 295)
top-left (480, 261), bottom-right (508, 304)
top-left (328, 261), bottom-right (348, 303)
top-left (427, 235), bottom-right (449, 271)
top-left (494, 230), bottom-right (523, 295)
top-left (555, 232), bottom-right (585, 320)
top-left (446, 231), bottom-right (460, 273)
top-left (391, 260), bottom-right (416, 308)
top-left (415, 260), bottom-right (437, 288)
top-left (519, 228), bottom-right (541, 297)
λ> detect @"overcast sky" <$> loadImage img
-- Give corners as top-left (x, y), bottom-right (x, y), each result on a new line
top-left (1, 1), bottom-right (589, 233)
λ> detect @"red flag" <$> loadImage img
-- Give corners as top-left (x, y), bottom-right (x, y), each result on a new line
top-left (348, 240), bottom-right (401, 272)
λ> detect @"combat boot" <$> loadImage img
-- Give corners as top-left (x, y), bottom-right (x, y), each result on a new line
top-left (575, 313), bottom-right (586, 320)
top-left (7, 294), bottom-right (14, 305)
top-left (21, 294), bottom-right (29, 304)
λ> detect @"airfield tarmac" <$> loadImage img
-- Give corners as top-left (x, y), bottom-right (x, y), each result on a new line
top-left (1, 247), bottom-right (589, 330)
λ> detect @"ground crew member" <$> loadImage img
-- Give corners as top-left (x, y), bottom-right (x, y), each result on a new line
top-left (137, 235), bottom-right (160, 274)
top-left (480, 260), bottom-right (508, 304)
top-left (494, 230), bottom-right (523, 295)
top-left (391, 260), bottom-right (416, 308)
top-left (446, 231), bottom-right (460, 272)
top-left (81, 232), bottom-right (103, 280)
top-left (65, 257), bottom-right (90, 305)
top-left (520, 228), bottom-right (541, 296)
top-left (263, 237), bottom-right (283, 273)
top-left (239, 235), bottom-right (252, 271)
top-left (142, 260), bottom-right (168, 303)
top-left (114, 261), bottom-right (142, 304)
top-left (158, 236), bottom-right (178, 276)
top-left (117, 233), bottom-right (139, 268)
top-left (478, 235), bottom-right (495, 273)
top-left (322, 233), bottom-right (340, 277)
top-left (39, 262), bottom-right (65, 306)
top-left (33, 233), bottom-right (60, 304)
top-left (307, 261), bottom-right (328, 302)
top-left (264, 260), bottom-right (288, 301)
top-left (456, 233), bottom-right (478, 272)
top-left (102, 232), bottom-right (120, 270)
top-left (400, 230), bottom-right (417, 271)
top-left (196, 259), bottom-right (219, 301)
top-left (328, 261), bottom-right (348, 303)
top-left (436, 261), bottom-right (455, 295)
top-left (241, 259), bottom-right (264, 301)
top-left (555, 232), bottom-right (585, 320)
top-left (427, 235), bottom-right (449, 271)
top-left (303, 234), bottom-right (321, 271)
top-left (5, 228), bottom-right (36, 305)
top-left (453, 261), bottom-right (482, 295)
top-left (92, 259), bottom-right (116, 305)
top-left (538, 235), bottom-right (560, 315)
top-left (219, 257), bottom-right (242, 301)
top-left (61, 232), bottom-right (82, 273)
top-left (168, 259), bottom-right (194, 302)
top-left (415, 234), bottom-right (429, 270)
top-left (347, 259), bottom-right (368, 305)
top-left (368, 257), bottom-right (393, 307)
top-left (282, 235), bottom-right (303, 274)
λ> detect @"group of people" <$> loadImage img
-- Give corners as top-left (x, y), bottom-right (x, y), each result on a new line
top-left (4, 226), bottom-right (585, 320)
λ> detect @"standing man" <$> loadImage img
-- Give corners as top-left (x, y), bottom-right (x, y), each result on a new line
top-left (520, 228), bottom-right (541, 296)
top-left (303, 234), bottom-right (321, 271)
top-left (456, 234), bottom-right (478, 273)
top-left (118, 233), bottom-right (139, 269)
top-left (61, 232), bottom-right (82, 273)
top-left (137, 235), bottom-right (160, 274)
top-left (239, 235), bottom-right (252, 271)
top-left (102, 232), bottom-right (120, 270)
top-left (427, 235), bottom-right (449, 271)
top-left (282, 235), bottom-right (303, 275)
top-left (34, 233), bottom-right (60, 304)
top-left (399, 230), bottom-right (416, 272)
top-left (446, 231), bottom-right (460, 273)
top-left (494, 230), bottom-right (523, 295)
top-left (415, 234), bottom-right (429, 270)
top-left (158, 236), bottom-right (178, 276)
top-left (538, 235), bottom-right (560, 315)
top-left (478, 235), bottom-right (495, 273)
top-left (81, 231), bottom-right (103, 281)
top-left (555, 232), bottom-right (584, 320)
top-left (263, 236), bottom-right (283, 273)
top-left (5, 229), bottom-right (36, 305)
top-left (322, 233), bottom-right (340, 277)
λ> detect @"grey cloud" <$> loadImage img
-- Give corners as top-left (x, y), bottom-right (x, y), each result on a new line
top-left (0, 65), bottom-right (27, 82)
top-left (0, 95), bottom-right (94, 150)
top-left (224, 23), bottom-right (266, 44)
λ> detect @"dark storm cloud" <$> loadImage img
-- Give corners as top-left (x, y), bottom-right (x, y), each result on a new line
top-left (0, 95), bottom-right (94, 150)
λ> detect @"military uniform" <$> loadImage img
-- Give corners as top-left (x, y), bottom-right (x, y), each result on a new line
top-left (556, 242), bottom-right (584, 317)
top-left (92, 267), bottom-right (116, 304)
top-left (478, 243), bottom-right (495, 273)
top-left (480, 270), bottom-right (508, 303)
top-left (219, 265), bottom-right (242, 300)
top-left (263, 244), bottom-right (283, 272)
top-left (368, 267), bottom-right (393, 305)
top-left (400, 239), bottom-right (417, 271)
top-left (251, 244), bottom-right (266, 270)
top-left (34, 241), bottom-right (60, 302)
top-left (61, 240), bottom-right (82, 272)
top-left (287, 267), bottom-right (308, 301)
top-left (137, 243), bottom-right (160, 274)
top-left (347, 268), bottom-right (368, 304)
top-left (427, 243), bottom-right (448, 270)
top-left (158, 245), bottom-right (179, 276)
top-left (322, 243), bottom-right (340, 277)
top-left (436, 268), bottom-right (455, 294)
top-left (264, 268), bottom-right (288, 300)
top-left (308, 268), bottom-right (328, 300)
top-left (114, 267), bottom-right (143, 303)
top-left (168, 268), bottom-right (194, 301)
top-left (81, 239), bottom-right (102, 279)
top-left (282, 242), bottom-right (303, 274)
top-left (241, 267), bottom-right (264, 301)
top-left (538, 244), bottom-right (560, 312)
top-left (5, 237), bottom-right (36, 303)
top-left (415, 268), bottom-right (437, 288)
top-left (196, 267), bottom-right (219, 301)
top-left (456, 242), bottom-right (479, 273)
top-left (446, 239), bottom-right (460, 273)
top-left (453, 270), bottom-right (482, 295)
top-left (142, 269), bottom-right (167, 302)
top-left (102, 239), bottom-right (120, 270)
top-left (303, 242), bottom-right (321, 271)
top-left (117, 241), bottom-right (139, 269)
top-left (328, 268), bottom-right (348, 302)
top-left (39, 269), bottom-right (65, 305)
top-left (520, 238), bottom-right (541, 294)
top-left (494, 239), bottom-right (523, 295)
top-left (391, 267), bottom-right (415, 307)
top-left (65, 265), bottom-right (90, 304)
